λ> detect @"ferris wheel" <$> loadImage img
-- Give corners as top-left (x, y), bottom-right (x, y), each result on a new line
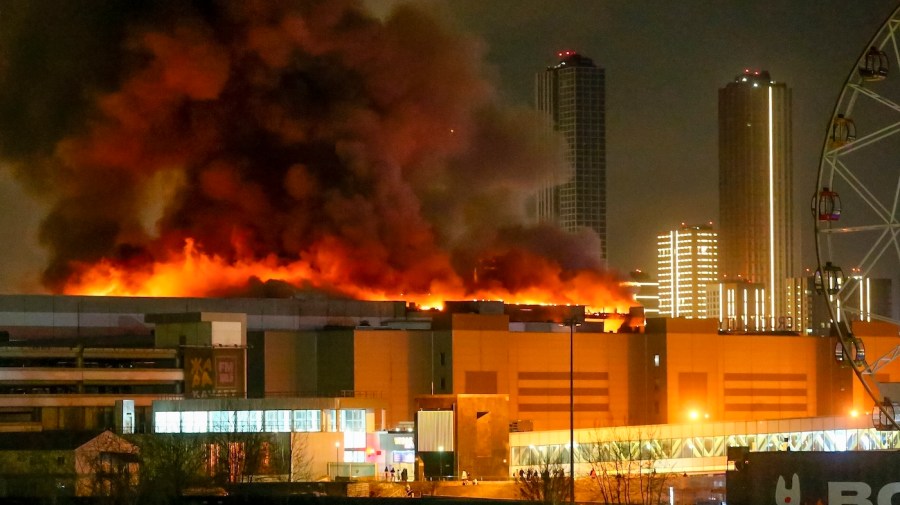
top-left (814, 4), bottom-right (900, 430)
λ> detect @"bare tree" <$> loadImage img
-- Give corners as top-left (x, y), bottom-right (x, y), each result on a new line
top-left (516, 450), bottom-right (573, 505)
top-left (209, 431), bottom-right (290, 484)
top-left (129, 433), bottom-right (212, 505)
top-left (290, 432), bottom-right (312, 482)
top-left (581, 428), bottom-right (674, 505)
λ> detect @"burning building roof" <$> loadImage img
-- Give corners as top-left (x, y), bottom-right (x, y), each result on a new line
top-left (0, 0), bottom-right (631, 314)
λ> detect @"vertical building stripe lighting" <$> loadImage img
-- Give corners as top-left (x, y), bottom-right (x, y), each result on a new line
top-left (866, 277), bottom-right (872, 321)
top-left (767, 86), bottom-right (777, 330)
top-left (719, 283), bottom-right (724, 326)
top-left (672, 231), bottom-right (678, 317)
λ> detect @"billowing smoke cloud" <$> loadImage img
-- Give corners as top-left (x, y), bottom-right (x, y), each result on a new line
top-left (0, 0), bottom-right (629, 307)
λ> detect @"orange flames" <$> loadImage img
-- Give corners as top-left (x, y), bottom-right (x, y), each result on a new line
top-left (61, 238), bottom-right (634, 314)
top-left (25, 3), bottom-right (635, 318)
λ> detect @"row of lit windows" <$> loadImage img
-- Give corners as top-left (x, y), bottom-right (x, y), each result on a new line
top-left (154, 408), bottom-right (366, 434)
top-left (511, 428), bottom-right (900, 470)
top-left (556, 106), bottom-right (604, 114)
top-left (558, 198), bottom-right (604, 205)
top-left (661, 272), bottom-right (716, 278)
top-left (657, 250), bottom-right (717, 256)
top-left (657, 234), bottom-right (718, 241)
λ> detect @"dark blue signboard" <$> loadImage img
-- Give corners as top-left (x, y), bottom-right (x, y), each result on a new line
top-left (727, 449), bottom-right (900, 505)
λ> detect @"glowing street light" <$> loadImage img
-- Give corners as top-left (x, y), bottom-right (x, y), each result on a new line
top-left (335, 441), bottom-right (341, 480)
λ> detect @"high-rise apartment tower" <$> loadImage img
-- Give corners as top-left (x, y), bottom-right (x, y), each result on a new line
top-left (535, 51), bottom-right (607, 263)
top-left (657, 224), bottom-right (718, 318)
top-left (718, 69), bottom-right (795, 326)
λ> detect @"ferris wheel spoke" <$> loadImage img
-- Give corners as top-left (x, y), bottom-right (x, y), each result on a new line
top-left (858, 225), bottom-right (899, 276)
top-left (826, 223), bottom-right (897, 278)
top-left (817, 5), bottom-right (900, 429)
top-left (893, 171), bottom-right (900, 216)
top-left (884, 23), bottom-right (900, 65)
top-left (833, 158), bottom-right (894, 220)
top-left (839, 87), bottom-right (862, 117)
top-left (819, 223), bottom-right (900, 233)
top-left (847, 83), bottom-right (900, 114)
top-left (891, 218), bottom-right (900, 264)
top-left (865, 343), bottom-right (900, 374)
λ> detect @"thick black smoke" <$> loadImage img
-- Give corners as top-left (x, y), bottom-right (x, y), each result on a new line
top-left (0, 0), bottom-right (623, 302)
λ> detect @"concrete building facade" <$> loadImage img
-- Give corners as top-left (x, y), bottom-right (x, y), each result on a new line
top-left (657, 224), bottom-right (718, 318)
top-left (706, 281), bottom-right (771, 332)
top-left (535, 51), bottom-right (607, 263)
top-left (0, 295), bottom-right (897, 484)
top-left (719, 69), bottom-right (795, 326)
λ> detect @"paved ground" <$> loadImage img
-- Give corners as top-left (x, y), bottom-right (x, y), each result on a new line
top-left (370, 479), bottom-right (599, 501)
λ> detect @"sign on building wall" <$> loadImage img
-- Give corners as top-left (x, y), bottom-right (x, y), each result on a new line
top-left (184, 347), bottom-right (215, 398)
top-left (727, 450), bottom-right (900, 505)
top-left (183, 347), bottom-right (245, 398)
top-left (213, 348), bottom-right (245, 397)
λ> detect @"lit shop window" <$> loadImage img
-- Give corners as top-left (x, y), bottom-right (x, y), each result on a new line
top-left (182, 411), bottom-right (208, 433)
top-left (345, 449), bottom-right (365, 463)
top-left (154, 412), bottom-right (180, 433)
top-left (236, 410), bottom-right (263, 432)
top-left (324, 410), bottom-right (337, 432)
top-left (209, 411), bottom-right (236, 433)
top-left (344, 431), bottom-right (366, 449)
top-left (341, 409), bottom-right (365, 432)
top-left (265, 410), bottom-right (292, 432)
top-left (293, 410), bottom-right (321, 432)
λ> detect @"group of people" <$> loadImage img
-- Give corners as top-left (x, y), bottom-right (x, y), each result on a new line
top-left (460, 470), bottom-right (478, 485)
top-left (384, 466), bottom-right (408, 482)
top-left (514, 468), bottom-right (567, 482)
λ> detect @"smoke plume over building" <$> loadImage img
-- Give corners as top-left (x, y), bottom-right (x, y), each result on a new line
top-left (0, 0), bottom-right (629, 310)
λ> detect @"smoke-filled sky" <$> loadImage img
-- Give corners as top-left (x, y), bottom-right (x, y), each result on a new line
top-left (0, 0), bottom-right (619, 306)
top-left (0, 0), bottom-right (896, 298)
top-left (422, 0), bottom-right (898, 272)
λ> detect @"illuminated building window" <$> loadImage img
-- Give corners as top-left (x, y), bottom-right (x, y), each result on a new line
top-left (293, 410), bottom-right (321, 432)
top-left (236, 410), bottom-right (263, 432)
top-left (324, 409), bottom-right (337, 432)
top-left (209, 411), bottom-right (236, 432)
top-left (264, 410), bottom-right (291, 432)
top-left (341, 409), bottom-right (366, 433)
top-left (154, 411), bottom-right (180, 433)
top-left (182, 411), bottom-right (208, 433)
top-left (345, 449), bottom-right (365, 462)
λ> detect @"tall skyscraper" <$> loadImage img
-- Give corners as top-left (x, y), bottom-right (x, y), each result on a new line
top-left (718, 69), bottom-right (795, 327)
top-left (534, 51), bottom-right (607, 263)
top-left (657, 224), bottom-right (718, 318)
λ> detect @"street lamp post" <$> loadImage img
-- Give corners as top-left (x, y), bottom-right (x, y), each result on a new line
top-left (335, 441), bottom-right (341, 480)
top-left (438, 445), bottom-right (444, 480)
top-left (568, 317), bottom-right (575, 504)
